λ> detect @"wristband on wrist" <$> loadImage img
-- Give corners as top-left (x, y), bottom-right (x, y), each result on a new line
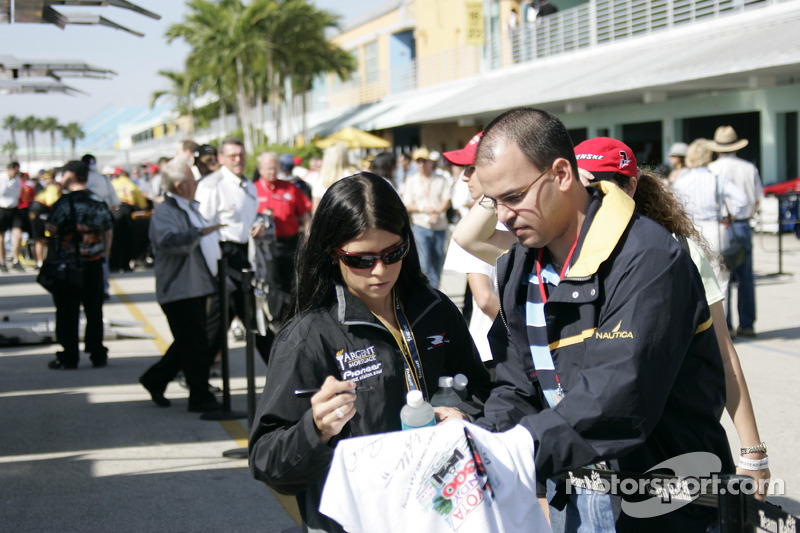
top-left (738, 456), bottom-right (769, 471)
top-left (740, 442), bottom-right (767, 455)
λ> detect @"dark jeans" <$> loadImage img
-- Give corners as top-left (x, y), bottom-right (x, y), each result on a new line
top-left (53, 260), bottom-right (107, 366)
top-left (140, 295), bottom-right (214, 404)
top-left (219, 241), bottom-right (275, 365)
top-left (726, 220), bottom-right (756, 330)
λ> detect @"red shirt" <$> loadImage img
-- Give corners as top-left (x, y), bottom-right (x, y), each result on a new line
top-left (255, 178), bottom-right (311, 238)
top-left (18, 179), bottom-right (36, 209)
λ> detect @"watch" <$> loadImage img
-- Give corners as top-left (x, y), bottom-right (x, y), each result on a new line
top-left (740, 442), bottom-right (767, 455)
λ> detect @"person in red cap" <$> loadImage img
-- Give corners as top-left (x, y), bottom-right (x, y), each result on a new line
top-left (441, 132), bottom-right (499, 367)
top-left (574, 137), bottom-right (770, 501)
top-left (471, 108), bottom-right (733, 531)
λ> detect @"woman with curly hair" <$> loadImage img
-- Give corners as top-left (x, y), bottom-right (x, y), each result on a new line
top-left (453, 137), bottom-right (770, 501)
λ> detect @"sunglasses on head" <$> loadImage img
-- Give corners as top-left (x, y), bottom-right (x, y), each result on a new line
top-left (336, 240), bottom-right (410, 269)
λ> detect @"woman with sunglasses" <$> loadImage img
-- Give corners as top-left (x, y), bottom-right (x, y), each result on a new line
top-left (249, 172), bottom-right (492, 533)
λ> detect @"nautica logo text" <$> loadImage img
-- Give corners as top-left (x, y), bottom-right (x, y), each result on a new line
top-left (595, 321), bottom-right (634, 340)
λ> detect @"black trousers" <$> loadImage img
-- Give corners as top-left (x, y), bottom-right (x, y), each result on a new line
top-left (53, 260), bottom-right (107, 366)
top-left (218, 241), bottom-right (275, 365)
top-left (140, 295), bottom-right (214, 404)
top-left (110, 204), bottom-right (134, 271)
top-left (272, 234), bottom-right (299, 294)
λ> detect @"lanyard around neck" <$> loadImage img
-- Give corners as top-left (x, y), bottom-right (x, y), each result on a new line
top-left (392, 290), bottom-right (430, 401)
top-left (535, 234), bottom-right (579, 303)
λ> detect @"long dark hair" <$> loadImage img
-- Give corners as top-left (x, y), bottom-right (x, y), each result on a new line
top-left (286, 172), bottom-right (427, 322)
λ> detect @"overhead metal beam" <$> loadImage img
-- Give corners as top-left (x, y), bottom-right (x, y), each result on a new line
top-left (0, 78), bottom-right (87, 95)
top-left (47, 0), bottom-right (160, 20)
top-left (59, 11), bottom-right (144, 36)
top-left (0, 55), bottom-right (116, 81)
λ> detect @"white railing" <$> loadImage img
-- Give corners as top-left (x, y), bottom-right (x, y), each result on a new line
top-left (318, 0), bottom-right (786, 110)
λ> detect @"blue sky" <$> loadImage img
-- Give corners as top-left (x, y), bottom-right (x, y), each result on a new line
top-left (1, 0), bottom-right (370, 141)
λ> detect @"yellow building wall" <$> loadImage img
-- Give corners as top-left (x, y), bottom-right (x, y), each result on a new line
top-left (420, 123), bottom-right (483, 154)
top-left (330, 7), bottom-right (407, 105)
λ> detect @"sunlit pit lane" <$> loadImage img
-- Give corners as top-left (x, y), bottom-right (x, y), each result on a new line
top-left (0, 441), bottom-right (250, 477)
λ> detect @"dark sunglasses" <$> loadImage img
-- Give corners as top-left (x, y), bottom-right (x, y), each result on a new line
top-left (336, 240), bottom-right (410, 269)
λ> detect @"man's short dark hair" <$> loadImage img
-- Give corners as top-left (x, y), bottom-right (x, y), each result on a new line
top-left (7, 161), bottom-right (20, 170)
top-left (80, 154), bottom-right (96, 167)
top-left (62, 160), bottom-right (89, 183)
top-left (476, 107), bottom-right (579, 176)
top-left (220, 137), bottom-right (244, 150)
top-left (181, 140), bottom-right (198, 154)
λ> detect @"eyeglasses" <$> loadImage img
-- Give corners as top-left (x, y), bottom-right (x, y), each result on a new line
top-left (336, 240), bottom-right (410, 269)
top-left (479, 166), bottom-right (552, 210)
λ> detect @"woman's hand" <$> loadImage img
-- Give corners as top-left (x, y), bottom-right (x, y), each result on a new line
top-left (311, 376), bottom-right (357, 444)
top-left (433, 406), bottom-right (468, 423)
top-left (736, 464), bottom-right (770, 501)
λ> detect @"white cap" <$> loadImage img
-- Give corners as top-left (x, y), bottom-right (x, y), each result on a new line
top-left (453, 374), bottom-right (468, 390)
top-left (438, 376), bottom-right (454, 388)
top-left (406, 390), bottom-right (424, 408)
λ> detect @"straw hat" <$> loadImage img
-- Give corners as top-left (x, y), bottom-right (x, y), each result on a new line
top-left (668, 142), bottom-right (688, 157)
top-left (706, 125), bottom-right (748, 153)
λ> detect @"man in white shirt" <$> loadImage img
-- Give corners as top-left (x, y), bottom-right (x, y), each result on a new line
top-left (194, 138), bottom-right (273, 363)
top-left (403, 147), bottom-right (452, 289)
top-left (81, 154), bottom-right (119, 298)
top-left (0, 161), bottom-right (22, 272)
top-left (707, 126), bottom-right (763, 337)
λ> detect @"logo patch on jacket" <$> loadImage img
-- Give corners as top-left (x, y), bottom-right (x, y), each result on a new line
top-left (334, 346), bottom-right (382, 382)
top-left (426, 333), bottom-right (450, 350)
top-left (595, 321), bottom-right (634, 340)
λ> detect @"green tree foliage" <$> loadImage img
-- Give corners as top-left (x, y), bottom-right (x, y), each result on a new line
top-left (166, 0), bottom-right (355, 151)
top-left (59, 122), bottom-right (85, 157)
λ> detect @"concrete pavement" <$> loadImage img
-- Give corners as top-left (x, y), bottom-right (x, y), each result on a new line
top-left (0, 232), bottom-right (799, 531)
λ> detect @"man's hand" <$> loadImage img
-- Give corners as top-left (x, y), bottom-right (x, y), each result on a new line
top-left (250, 224), bottom-right (267, 239)
top-left (434, 406), bottom-right (468, 423)
top-left (202, 223), bottom-right (225, 236)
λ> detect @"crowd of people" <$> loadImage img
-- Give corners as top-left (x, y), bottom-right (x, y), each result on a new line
top-left (2, 109), bottom-right (773, 531)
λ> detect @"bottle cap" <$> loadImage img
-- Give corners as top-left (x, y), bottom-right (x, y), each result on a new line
top-left (406, 390), bottom-right (424, 408)
top-left (438, 376), bottom-right (454, 388)
top-left (454, 374), bottom-right (468, 389)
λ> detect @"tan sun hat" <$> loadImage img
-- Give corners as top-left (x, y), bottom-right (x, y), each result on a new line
top-left (706, 125), bottom-right (748, 153)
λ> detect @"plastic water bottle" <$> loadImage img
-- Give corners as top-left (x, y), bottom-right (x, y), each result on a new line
top-left (400, 390), bottom-right (436, 430)
top-left (453, 373), bottom-right (469, 400)
top-left (430, 376), bottom-right (461, 407)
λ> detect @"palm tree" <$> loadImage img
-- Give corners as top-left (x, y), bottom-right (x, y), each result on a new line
top-left (166, 0), bottom-right (354, 149)
top-left (2, 115), bottom-right (20, 157)
top-left (284, 5), bottom-right (355, 143)
top-left (2, 141), bottom-right (18, 160)
top-left (151, 69), bottom-right (199, 136)
top-left (167, 0), bottom-right (273, 154)
top-left (18, 116), bottom-right (39, 169)
top-left (39, 117), bottom-right (60, 159)
top-left (59, 122), bottom-right (85, 157)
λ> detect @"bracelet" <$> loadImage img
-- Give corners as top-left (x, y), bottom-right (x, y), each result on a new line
top-left (738, 456), bottom-right (769, 471)
top-left (740, 442), bottom-right (767, 455)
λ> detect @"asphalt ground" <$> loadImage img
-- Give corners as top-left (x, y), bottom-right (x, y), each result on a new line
top-left (1, 232), bottom-right (799, 531)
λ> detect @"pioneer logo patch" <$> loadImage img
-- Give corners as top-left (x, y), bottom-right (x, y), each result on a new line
top-left (334, 346), bottom-right (382, 382)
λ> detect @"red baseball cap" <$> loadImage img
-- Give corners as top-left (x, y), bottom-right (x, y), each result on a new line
top-left (113, 167), bottom-right (124, 176)
top-left (443, 131), bottom-right (483, 166)
top-left (574, 137), bottom-right (637, 180)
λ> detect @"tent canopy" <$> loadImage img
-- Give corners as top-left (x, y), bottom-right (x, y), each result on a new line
top-left (315, 126), bottom-right (390, 149)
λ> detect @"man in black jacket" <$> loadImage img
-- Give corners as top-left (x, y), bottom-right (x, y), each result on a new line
top-left (473, 108), bottom-right (733, 531)
top-left (46, 161), bottom-right (114, 370)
